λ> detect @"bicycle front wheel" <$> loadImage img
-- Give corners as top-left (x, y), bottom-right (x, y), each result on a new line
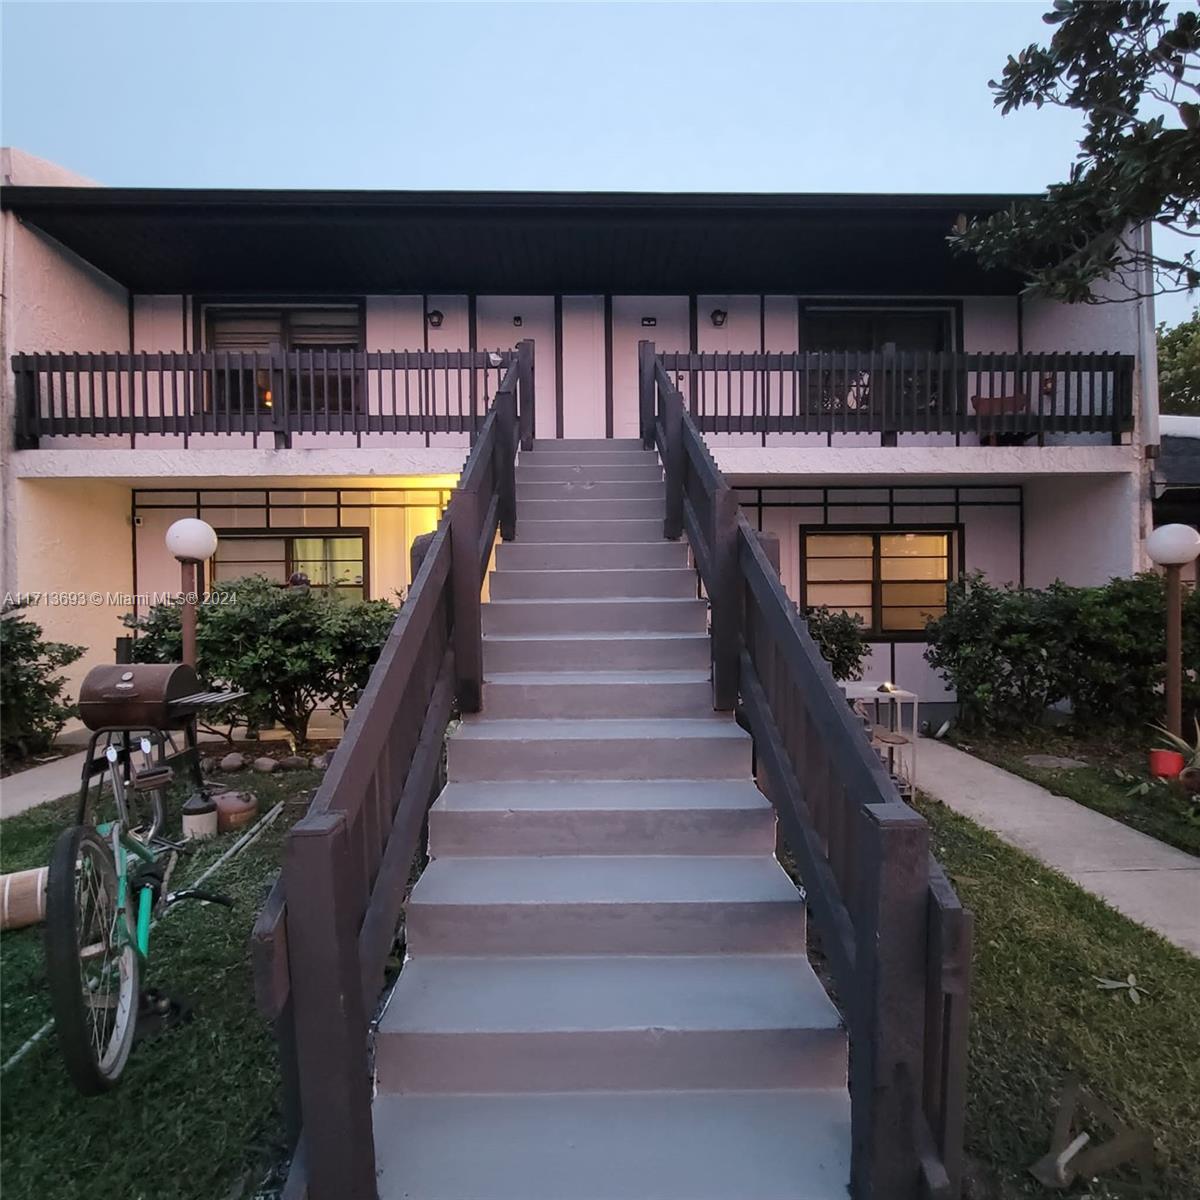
top-left (45, 825), bottom-right (139, 1093)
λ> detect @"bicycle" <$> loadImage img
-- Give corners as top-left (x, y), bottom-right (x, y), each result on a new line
top-left (44, 731), bottom-right (232, 1094)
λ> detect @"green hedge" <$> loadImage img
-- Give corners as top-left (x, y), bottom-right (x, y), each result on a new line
top-left (925, 572), bottom-right (1200, 731)
top-left (0, 604), bottom-right (85, 765)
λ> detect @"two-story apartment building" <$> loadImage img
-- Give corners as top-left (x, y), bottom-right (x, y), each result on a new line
top-left (1, 148), bottom-right (1160, 711)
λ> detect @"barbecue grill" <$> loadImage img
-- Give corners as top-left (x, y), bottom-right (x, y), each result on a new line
top-left (76, 663), bottom-right (245, 821)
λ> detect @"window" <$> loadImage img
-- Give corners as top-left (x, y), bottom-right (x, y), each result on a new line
top-left (801, 529), bottom-right (955, 637)
top-left (211, 532), bottom-right (367, 603)
top-left (204, 304), bottom-right (364, 415)
top-left (800, 307), bottom-right (952, 353)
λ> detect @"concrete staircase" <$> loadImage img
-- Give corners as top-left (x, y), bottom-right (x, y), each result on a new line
top-left (373, 440), bottom-right (851, 1199)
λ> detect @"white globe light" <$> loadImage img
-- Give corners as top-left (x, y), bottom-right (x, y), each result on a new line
top-left (165, 518), bottom-right (218, 563)
top-left (1146, 523), bottom-right (1200, 567)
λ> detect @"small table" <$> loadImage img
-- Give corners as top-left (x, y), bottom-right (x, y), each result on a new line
top-left (840, 681), bottom-right (919, 790)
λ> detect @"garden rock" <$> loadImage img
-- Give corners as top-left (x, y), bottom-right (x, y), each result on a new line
top-left (310, 752), bottom-right (331, 770)
top-left (200, 757), bottom-right (218, 776)
top-left (278, 754), bottom-right (310, 771)
top-left (219, 752), bottom-right (246, 773)
top-left (1023, 753), bottom-right (1087, 771)
top-left (253, 756), bottom-right (278, 774)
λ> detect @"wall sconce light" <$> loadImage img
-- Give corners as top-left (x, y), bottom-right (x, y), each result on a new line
top-left (426, 309), bottom-right (444, 328)
top-left (641, 317), bottom-right (657, 328)
top-left (512, 315), bottom-right (523, 327)
top-left (710, 309), bottom-right (728, 328)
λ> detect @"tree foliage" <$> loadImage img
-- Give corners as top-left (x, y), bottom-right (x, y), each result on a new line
top-left (0, 603), bottom-right (85, 764)
top-left (1157, 307), bottom-right (1200, 414)
top-left (954, 1), bottom-right (1200, 302)
top-left (124, 576), bottom-right (398, 745)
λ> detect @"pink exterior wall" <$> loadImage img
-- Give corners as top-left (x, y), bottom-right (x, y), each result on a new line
top-left (560, 297), bottom-right (605, 438)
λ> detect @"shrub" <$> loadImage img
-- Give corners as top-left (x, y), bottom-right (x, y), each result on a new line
top-left (804, 606), bottom-right (870, 682)
top-left (925, 572), bottom-right (1200, 731)
top-left (125, 576), bottom-right (398, 744)
top-left (924, 574), bottom-right (1077, 729)
top-left (0, 603), bottom-right (85, 764)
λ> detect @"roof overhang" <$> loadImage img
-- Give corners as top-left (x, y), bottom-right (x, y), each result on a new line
top-left (0, 186), bottom-right (1030, 296)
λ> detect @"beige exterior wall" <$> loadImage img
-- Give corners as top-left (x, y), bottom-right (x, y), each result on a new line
top-left (7, 479), bottom-right (132, 698)
top-left (1, 152), bottom-right (129, 598)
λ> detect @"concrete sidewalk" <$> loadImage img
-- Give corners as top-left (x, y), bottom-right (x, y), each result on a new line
top-left (0, 752), bottom-right (88, 820)
top-left (919, 739), bottom-right (1200, 957)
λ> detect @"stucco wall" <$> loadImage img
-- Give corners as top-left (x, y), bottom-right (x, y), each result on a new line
top-left (1024, 473), bottom-right (1145, 586)
top-left (8, 479), bottom-right (133, 699)
top-left (1, 178), bottom-right (129, 593)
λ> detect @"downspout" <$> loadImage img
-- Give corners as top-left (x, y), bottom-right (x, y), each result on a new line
top-left (1136, 221), bottom-right (1160, 454)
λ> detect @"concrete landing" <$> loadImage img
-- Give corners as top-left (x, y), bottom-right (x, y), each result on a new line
top-left (374, 1090), bottom-right (851, 1200)
top-left (919, 737), bottom-right (1200, 956)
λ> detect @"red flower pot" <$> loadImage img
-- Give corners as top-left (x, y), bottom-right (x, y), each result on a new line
top-left (1149, 749), bottom-right (1186, 779)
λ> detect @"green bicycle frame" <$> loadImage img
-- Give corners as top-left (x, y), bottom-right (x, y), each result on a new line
top-left (98, 821), bottom-right (157, 960)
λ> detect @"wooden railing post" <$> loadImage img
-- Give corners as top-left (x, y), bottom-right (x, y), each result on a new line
top-left (13, 355), bottom-right (39, 449)
top-left (851, 803), bottom-right (931, 1200)
top-left (755, 530), bottom-right (781, 577)
top-left (284, 812), bottom-right (376, 1200)
top-left (638, 340), bottom-right (656, 448)
top-left (710, 485), bottom-right (740, 712)
top-left (496, 387), bottom-right (518, 542)
top-left (449, 483), bottom-right (484, 712)
top-left (516, 338), bottom-right (535, 450)
top-left (270, 350), bottom-right (291, 449)
top-left (663, 386), bottom-right (685, 541)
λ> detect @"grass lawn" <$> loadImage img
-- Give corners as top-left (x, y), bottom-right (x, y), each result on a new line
top-left (947, 729), bottom-right (1200, 858)
top-left (0, 766), bottom-right (320, 1200)
top-left (914, 794), bottom-right (1200, 1199)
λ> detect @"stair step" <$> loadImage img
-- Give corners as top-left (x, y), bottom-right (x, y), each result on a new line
top-left (484, 631), bottom-right (708, 671)
top-left (518, 518), bottom-right (664, 543)
top-left (429, 778), bottom-right (773, 855)
top-left (496, 541), bottom-right (688, 570)
top-left (447, 717), bottom-right (751, 782)
top-left (490, 567), bottom-right (696, 600)
top-left (518, 480), bottom-right (665, 501)
top-left (521, 449), bottom-right (657, 466)
top-left (405, 855), bottom-right (803, 955)
top-left (518, 497), bottom-right (664, 520)
top-left (373, 1089), bottom-right (851, 1199)
top-left (517, 463), bottom-right (663, 483)
top-left (482, 669), bottom-right (712, 719)
top-left (376, 954), bottom-right (844, 1094)
top-left (482, 598), bottom-right (706, 636)
top-left (530, 438), bottom-right (644, 450)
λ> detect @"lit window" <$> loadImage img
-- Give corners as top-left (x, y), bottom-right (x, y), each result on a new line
top-left (801, 529), bottom-right (953, 636)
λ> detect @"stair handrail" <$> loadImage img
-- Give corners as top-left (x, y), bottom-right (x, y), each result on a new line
top-left (251, 341), bottom-right (533, 1200)
top-left (641, 340), bottom-right (973, 1200)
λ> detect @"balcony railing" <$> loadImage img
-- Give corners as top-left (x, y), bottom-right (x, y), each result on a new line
top-left (653, 348), bottom-right (1136, 444)
top-left (11, 347), bottom-right (531, 448)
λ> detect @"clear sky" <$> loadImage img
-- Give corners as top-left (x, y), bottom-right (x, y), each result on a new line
top-left (1, 0), bottom-right (1193, 324)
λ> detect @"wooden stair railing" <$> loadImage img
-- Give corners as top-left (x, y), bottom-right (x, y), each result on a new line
top-left (250, 342), bottom-right (532, 1200)
top-left (641, 341), bottom-right (973, 1200)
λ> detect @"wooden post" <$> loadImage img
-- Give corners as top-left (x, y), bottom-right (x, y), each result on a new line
top-left (755, 530), bottom-right (781, 577)
top-left (516, 339), bottom-right (535, 450)
top-left (663, 390), bottom-right (684, 541)
top-left (852, 803), bottom-right (930, 1200)
top-left (284, 813), bottom-right (376, 1200)
top-left (1166, 563), bottom-right (1183, 738)
top-left (496, 388), bottom-right (517, 542)
top-left (638, 340), bottom-right (656, 449)
top-left (710, 486), bottom-right (740, 712)
top-left (14, 358), bottom-right (38, 449)
top-left (271, 351), bottom-right (291, 449)
top-left (449, 486), bottom-right (484, 712)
